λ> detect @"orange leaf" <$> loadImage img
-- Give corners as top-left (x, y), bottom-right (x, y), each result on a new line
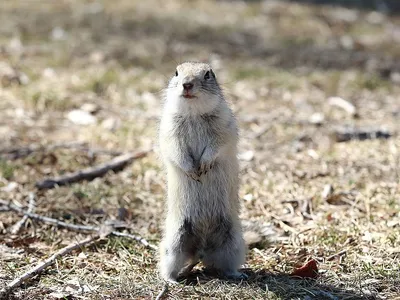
top-left (290, 259), bottom-right (318, 279)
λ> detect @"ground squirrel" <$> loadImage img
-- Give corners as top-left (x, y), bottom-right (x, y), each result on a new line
top-left (158, 62), bottom-right (246, 282)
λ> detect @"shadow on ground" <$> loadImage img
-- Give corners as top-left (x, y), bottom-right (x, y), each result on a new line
top-left (181, 268), bottom-right (377, 300)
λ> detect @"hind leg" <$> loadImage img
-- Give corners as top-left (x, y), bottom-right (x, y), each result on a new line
top-left (202, 227), bottom-right (247, 279)
top-left (159, 247), bottom-right (197, 283)
top-left (159, 220), bottom-right (199, 283)
top-left (159, 241), bottom-right (192, 283)
top-left (179, 261), bottom-right (199, 278)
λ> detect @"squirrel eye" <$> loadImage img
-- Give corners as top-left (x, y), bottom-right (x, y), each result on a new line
top-left (204, 71), bottom-right (210, 80)
top-left (175, 70), bottom-right (178, 77)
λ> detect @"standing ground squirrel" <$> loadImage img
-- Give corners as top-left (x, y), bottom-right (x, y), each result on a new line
top-left (158, 62), bottom-right (246, 282)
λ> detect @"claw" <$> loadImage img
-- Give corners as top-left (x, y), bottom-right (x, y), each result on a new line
top-left (194, 178), bottom-right (202, 183)
top-left (186, 172), bottom-right (202, 183)
top-left (197, 160), bottom-right (214, 177)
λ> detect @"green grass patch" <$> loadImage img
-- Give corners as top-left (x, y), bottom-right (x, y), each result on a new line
top-left (0, 159), bottom-right (16, 180)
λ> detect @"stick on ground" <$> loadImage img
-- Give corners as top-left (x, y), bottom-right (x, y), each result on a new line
top-left (0, 141), bottom-right (126, 160)
top-left (0, 234), bottom-right (102, 298)
top-left (111, 231), bottom-right (158, 250)
top-left (0, 199), bottom-right (158, 250)
top-left (10, 193), bottom-right (36, 234)
top-left (155, 284), bottom-right (169, 300)
top-left (332, 127), bottom-right (392, 143)
top-left (36, 150), bottom-right (151, 189)
top-left (0, 141), bottom-right (87, 160)
top-left (0, 199), bottom-right (97, 231)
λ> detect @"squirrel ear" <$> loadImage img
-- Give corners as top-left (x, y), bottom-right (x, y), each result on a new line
top-left (210, 70), bottom-right (216, 79)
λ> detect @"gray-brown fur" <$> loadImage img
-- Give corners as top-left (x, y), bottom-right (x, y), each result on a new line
top-left (158, 62), bottom-right (246, 282)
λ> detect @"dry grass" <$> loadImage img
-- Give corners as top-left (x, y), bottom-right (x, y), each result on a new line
top-left (0, 0), bottom-right (399, 299)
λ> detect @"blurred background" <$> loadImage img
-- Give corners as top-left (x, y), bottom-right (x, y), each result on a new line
top-left (289, 0), bottom-right (400, 13)
top-left (289, 0), bottom-right (400, 12)
top-left (0, 0), bottom-right (399, 150)
top-left (0, 1), bottom-right (399, 299)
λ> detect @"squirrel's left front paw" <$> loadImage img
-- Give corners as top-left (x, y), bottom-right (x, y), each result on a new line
top-left (197, 160), bottom-right (214, 176)
top-left (186, 171), bottom-right (202, 182)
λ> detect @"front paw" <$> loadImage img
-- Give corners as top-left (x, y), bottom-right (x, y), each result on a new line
top-left (180, 160), bottom-right (201, 182)
top-left (186, 171), bottom-right (202, 183)
top-left (197, 160), bottom-right (214, 177)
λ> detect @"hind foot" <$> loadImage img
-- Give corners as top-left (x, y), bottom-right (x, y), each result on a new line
top-left (224, 271), bottom-right (248, 280)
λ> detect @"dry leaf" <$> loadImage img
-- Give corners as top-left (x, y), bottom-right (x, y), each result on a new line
top-left (290, 259), bottom-right (319, 279)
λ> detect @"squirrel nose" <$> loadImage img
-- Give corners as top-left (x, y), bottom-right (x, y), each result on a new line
top-left (183, 83), bottom-right (194, 91)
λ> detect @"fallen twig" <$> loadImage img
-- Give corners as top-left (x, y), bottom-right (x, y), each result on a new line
top-left (155, 284), bottom-right (169, 300)
top-left (252, 248), bottom-right (269, 261)
top-left (36, 150), bottom-right (151, 189)
top-left (0, 141), bottom-right (87, 160)
top-left (0, 199), bottom-right (97, 231)
top-left (10, 193), bottom-right (36, 234)
top-left (85, 148), bottom-right (124, 157)
top-left (1, 141), bottom-right (125, 161)
top-left (332, 127), bottom-right (392, 143)
top-left (323, 191), bottom-right (366, 213)
top-left (0, 234), bottom-right (102, 298)
top-left (327, 249), bottom-right (348, 261)
top-left (0, 199), bottom-right (158, 250)
top-left (111, 231), bottom-right (158, 250)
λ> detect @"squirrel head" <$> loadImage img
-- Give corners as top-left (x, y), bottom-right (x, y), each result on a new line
top-left (165, 62), bottom-right (223, 115)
